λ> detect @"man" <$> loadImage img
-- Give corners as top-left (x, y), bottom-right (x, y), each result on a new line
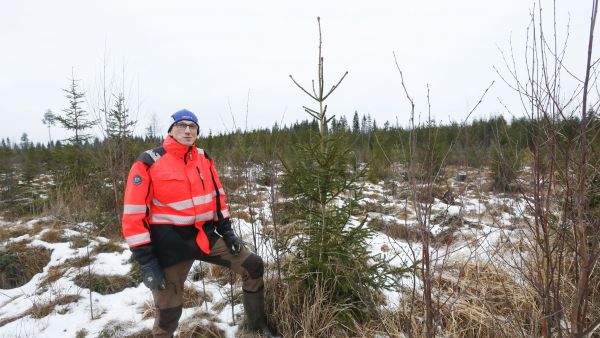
top-left (121, 109), bottom-right (278, 338)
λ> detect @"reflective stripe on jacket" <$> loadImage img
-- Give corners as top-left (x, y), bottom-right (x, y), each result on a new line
top-left (121, 135), bottom-right (229, 254)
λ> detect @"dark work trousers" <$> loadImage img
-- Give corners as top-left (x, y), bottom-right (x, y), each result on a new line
top-left (151, 238), bottom-right (264, 338)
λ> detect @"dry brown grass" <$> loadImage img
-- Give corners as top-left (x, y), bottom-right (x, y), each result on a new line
top-left (0, 241), bottom-right (52, 288)
top-left (233, 210), bottom-right (252, 223)
top-left (210, 299), bottom-right (228, 313)
top-left (364, 200), bottom-right (391, 214)
top-left (30, 222), bottom-right (51, 236)
top-left (32, 218), bottom-right (64, 234)
top-left (92, 240), bottom-right (125, 254)
top-left (266, 279), bottom-right (349, 338)
top-left (39, 229), bottom-right (68, 243)
top-left (368, 216), bottom-right (421, 243)
top-left (94, 320), bottom-right (131, 338)
top-left (385, 261), bottom-right (541, 337)
top-left (361, 308), bottom-right (416, 338)
top-left (182, 284), bottom-right (213, 308)
top-left (262, 222), bottom-right (301, 241)
top-left (29, 294), bottom-right (81, 318)
top-left (69, 234), bottom-right (90, 248)
top-left (43, 185), bottom-right (90, 225)
top-left (0, 313), bottom-right (28, 328)
top-left (138, 299), bottom-right (156, 320)
top-left (208, 265), bottom-right (240, 286)
top-left (73, 273), bottom-right (137, 295)
top-left (430, 214), bottom-right (466, 248)
top-left (385, 222), bottom-right (421, 243)
top-left (64, 255), bottom-right (94, 268)
top-left (39, 265), bottom-right (67, 287)
top-left (178, 310), bottom-right (225, 338)
top-left (124, 328), bottom-right (152, 338)
top-left (432, 227), bottom-right (458, 248)
top-left (0, 224), bottom-right (30, 241)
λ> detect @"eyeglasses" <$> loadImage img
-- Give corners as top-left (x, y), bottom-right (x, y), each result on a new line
top-left (173, 122), bottom-right (198, 131)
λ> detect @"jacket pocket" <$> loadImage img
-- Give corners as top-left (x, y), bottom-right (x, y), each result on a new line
top-left (152, 171), bottom-right (187, 201)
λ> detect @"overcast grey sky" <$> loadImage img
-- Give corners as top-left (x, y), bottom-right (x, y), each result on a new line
top-left (0, 0), bottom-right (595, 144)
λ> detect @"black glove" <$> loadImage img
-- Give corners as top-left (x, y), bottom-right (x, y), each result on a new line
top-left (141, 259), bottom-right (166, 290)
top-left (223, 235), bottom-right (243, 256)
top-left (216, 218), bottom-right (243, 255)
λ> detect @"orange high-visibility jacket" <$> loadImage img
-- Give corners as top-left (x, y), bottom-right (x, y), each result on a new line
top-left (121, 135), bottom-right (229, 256)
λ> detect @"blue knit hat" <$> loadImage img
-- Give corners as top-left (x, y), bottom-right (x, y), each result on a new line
top-left (168, 109), bottom-right (199, 132)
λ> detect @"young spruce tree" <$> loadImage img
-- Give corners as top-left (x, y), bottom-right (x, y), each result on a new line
top-left (283, 17), bottom-right (403, 326)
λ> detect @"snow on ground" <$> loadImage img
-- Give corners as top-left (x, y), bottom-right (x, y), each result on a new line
top-left (0, 167), bottom-right (531, 338)
top-left (0, 221), bottom-right (245, 338)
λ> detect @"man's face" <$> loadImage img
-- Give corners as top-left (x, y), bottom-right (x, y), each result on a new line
top-left (169, 120), bottom-right (198, 146)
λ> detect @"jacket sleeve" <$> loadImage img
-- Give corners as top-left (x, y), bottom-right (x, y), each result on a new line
top-left (121, 160), bottom-right (153, 249)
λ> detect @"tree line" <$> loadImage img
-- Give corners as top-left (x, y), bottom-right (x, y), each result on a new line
top-left (4, 100), bottom-right (597, 225)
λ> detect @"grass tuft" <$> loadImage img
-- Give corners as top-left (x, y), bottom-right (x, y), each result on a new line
top-left (182, 284), bottom-right (212, 308)
top-left (69, 235), bottom-right (90, 248)
top-left (39, 265), bottom-right (67, 287)
top-left (40, 229), bottom-right (68, 243)
top-left (64, 255), bottom-right (94, 268)
top-left (29, 294), bottom-right (81, 318)
top-left (73, 273), bottom-right (137, 295)
top-left (0, 242), bottom-right (51, 288)
top-left (92, 240), bottom-right (125, 254)
top-left (178, 310), bottom-right (225, 338)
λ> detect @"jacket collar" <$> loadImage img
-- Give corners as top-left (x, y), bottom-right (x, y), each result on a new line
top-left (163, 135), bottom-right (197, 160)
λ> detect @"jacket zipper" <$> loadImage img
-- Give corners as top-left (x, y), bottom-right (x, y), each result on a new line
top-left (184, 146), bottom-right (192, 164)
top-left (196, 167), bottom-right (205, 190)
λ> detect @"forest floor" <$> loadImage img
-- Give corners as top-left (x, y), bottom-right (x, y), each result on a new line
top-left (0, 165), bottom-right (534, 337)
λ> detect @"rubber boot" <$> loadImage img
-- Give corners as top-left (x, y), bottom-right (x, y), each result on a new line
top-left (243, 289), bottom-right (281, 338)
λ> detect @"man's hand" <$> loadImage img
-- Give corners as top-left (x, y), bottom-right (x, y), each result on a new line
top-left (224, 236), bottom-right (243, 256)
top-left (141, 260), bottom-right (166, 290)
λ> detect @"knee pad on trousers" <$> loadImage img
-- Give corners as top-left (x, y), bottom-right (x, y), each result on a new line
top-left (158, 305), bottom-right (182, 333)
top-left (241, 254), bottom-right (264, 279)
